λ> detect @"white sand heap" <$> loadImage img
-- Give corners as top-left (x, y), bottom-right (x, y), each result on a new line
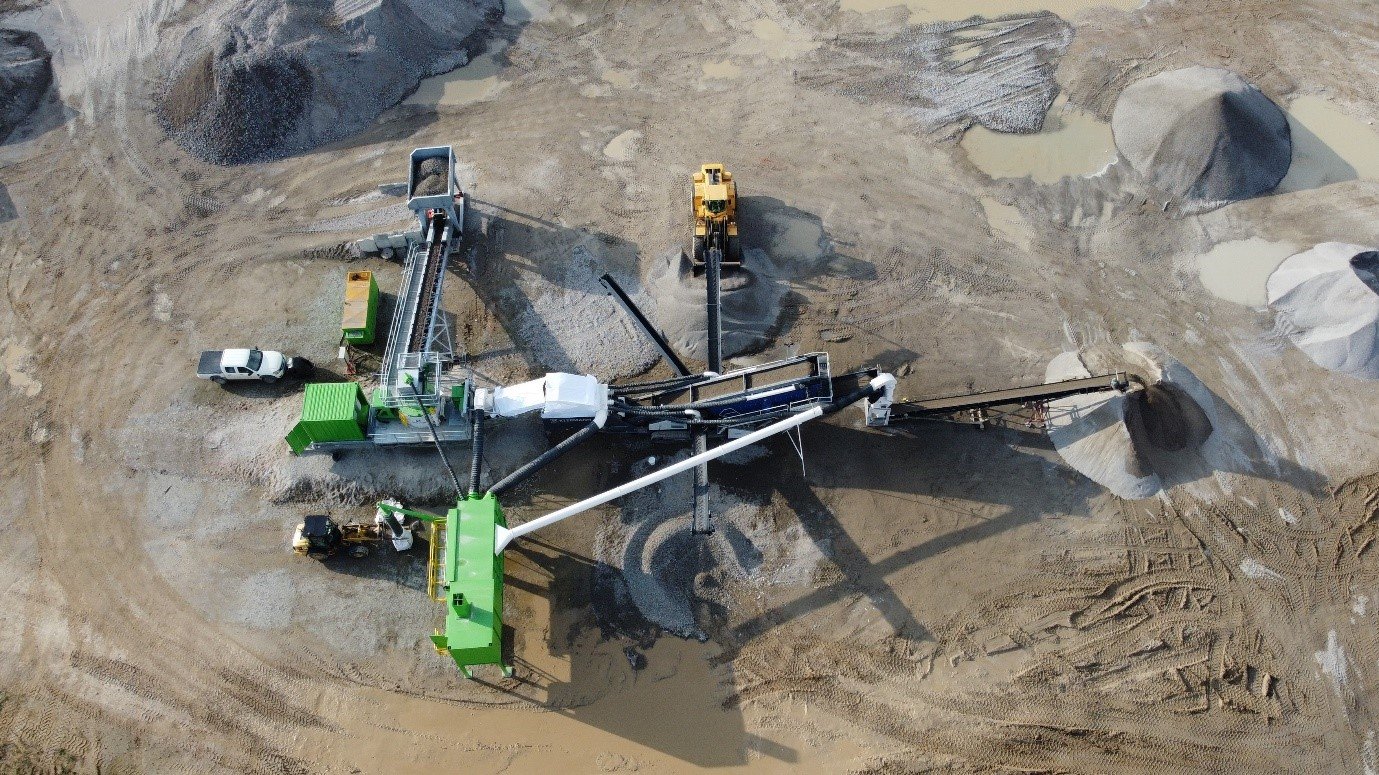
top-left (1111, 67), bottom-right (1291, 208)
top-left (1044, 352), bottom-right (1161, 500)
top-left (1267, 242), bottom-right (1379, 380)
top-left (1045, 344), bottom-right (1230, 499)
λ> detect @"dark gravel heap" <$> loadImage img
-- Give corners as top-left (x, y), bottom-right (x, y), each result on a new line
top-left (1125, 382), bottom-right (1213, 454)
top-left (1112, 67), bottom-right (1292, 208)
top-left (157, 0), bottom-right (502, 165)
top-left (412, 156), bottom-right (449, 196)
top-left (1351, 251), bottom-right (1379, 296)
top-left (0, 28), bottom-right (51, 141)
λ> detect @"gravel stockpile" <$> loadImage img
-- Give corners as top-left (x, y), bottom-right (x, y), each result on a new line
top-left (1268, 242), bottom-right (1379, 380)
top-left (157, 0), bottom-right (501, 164)
top-left (1111, 67), bottom-right (1291, 208)
top-left (0, 29), bottom-right (51, 141)
top-left (412, 156), bottom-right (449, 196)
top-left (1044, 352), bottom-right (1161, 500)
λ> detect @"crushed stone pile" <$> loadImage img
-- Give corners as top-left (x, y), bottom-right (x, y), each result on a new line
top-left (1267, 242), bottom-right (1379, 380)
top-left (644, 204), bottom-right (833, 363)
top-left (157, 0), bottom-right (501, 164)
top-left (592, 453), bottom-right (826, 639)
top-left (412, 156), bottom-right (449, 196)
top-left (1044, 351), bottom-right (1161, 500)
top-left (1111, 67), bottom-right (1291, 208)
top-left (0, 29), bottom-right (51, 141)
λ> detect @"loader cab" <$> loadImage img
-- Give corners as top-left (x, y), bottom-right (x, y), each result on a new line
top-left (297, 515), bottom-right (342, 559)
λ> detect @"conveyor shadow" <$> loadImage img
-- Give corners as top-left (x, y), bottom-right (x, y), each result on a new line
top-left (717, 420), bottom-right (1085, 654)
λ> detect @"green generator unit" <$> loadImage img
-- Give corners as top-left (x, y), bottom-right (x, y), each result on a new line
top-left (341, 270), bottom-right (380, 345)
top-left (284, 382), bottom-right (369, 454)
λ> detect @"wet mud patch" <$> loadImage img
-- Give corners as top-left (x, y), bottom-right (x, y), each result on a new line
top-left (810, 13), bottom-right (1072, 134)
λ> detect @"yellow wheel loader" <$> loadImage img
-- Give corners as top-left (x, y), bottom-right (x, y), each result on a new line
top-left (691, 163), bottom-right (742, 275)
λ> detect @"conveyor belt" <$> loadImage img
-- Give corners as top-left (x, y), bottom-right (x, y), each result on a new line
top-left (408, 215), bottom-right (449, 353)
top-left (381, 212), bottom-right (452, 388)
top-left (888, 372), bottom-right (1131, 423)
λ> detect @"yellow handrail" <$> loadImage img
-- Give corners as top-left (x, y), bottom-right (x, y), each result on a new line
top-left (426, 517), bottom-right (446, 602)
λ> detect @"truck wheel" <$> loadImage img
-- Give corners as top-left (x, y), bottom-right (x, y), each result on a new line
top-left (261, 375), bottom-right (278, 384)
top-left (349, 545), bottom-right (370, 558)
top-left (211, 376), bottom-right (227, 385)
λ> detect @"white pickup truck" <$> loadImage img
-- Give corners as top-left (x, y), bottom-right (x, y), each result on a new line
top-left (197, 348), bottom-right (312, 384)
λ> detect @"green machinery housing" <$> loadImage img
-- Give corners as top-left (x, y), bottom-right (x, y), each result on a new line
top-left (433, 494), bottom-right (507, 675)
top-left (341, 270), bottom-right (380, 345)
top-left (378, 493), bottom-right (508, 676)
top-left (284, 382), bottom-right (368, 455)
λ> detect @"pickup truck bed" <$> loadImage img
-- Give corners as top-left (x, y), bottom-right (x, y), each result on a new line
top-left (197, 350), bottom-right (223, 377)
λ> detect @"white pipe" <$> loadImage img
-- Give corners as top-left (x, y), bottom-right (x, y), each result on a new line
top-left (493, 405), bottom-right (825, 554)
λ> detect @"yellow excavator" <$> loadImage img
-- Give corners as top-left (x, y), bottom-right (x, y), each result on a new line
top-left (691, 163), bottom-right (741, 275)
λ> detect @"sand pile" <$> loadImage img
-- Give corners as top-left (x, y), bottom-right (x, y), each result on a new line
top-left (1111, 67), bottom-right (1291, 208)
top-left (0, 29), bottom-right (51, 141)
top-left (1046, 344), bottom-right (1228, 499)
top-left (1267, 242), bottom-right (1379, 380)
top-left (157, 0), bottom-right (500, 164)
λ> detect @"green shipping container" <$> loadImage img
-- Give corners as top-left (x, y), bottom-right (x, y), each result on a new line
top-left (341, 270), bottom-right (380, 345)
top-left (284, 382), bottom-right (368, 453)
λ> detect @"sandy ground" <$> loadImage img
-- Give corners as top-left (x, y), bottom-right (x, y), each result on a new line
top-left (2, 0), bottom-right (1379, 772)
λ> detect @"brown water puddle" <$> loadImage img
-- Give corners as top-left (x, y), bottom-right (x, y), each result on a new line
top-left (1277, 96), bottom-right (1379, 193)
top-left (1196, 237), bottom-right (1299, 307)
top-left (406, 43), bottom-right (508, 108)
top-left (960, 96), bottom-right (1117, 183)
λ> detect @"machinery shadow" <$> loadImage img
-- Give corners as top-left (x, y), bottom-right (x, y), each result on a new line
top-left (715, 419), bottom-right (1089, 654)
top-left (465, 417), bottom-right (1073, 766)
top-left (495, 536), bottom-right (778, 767)
top-left (0, 184), bottom-right (16, 224)
top-left (452, 198), bottom-right (646, 375)
top-left (736, 195), bottom-right (878, 291)
top-left (0, 87), bottom-right (71, 148)
top-left (319, 530), bottom-right (431, 594)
